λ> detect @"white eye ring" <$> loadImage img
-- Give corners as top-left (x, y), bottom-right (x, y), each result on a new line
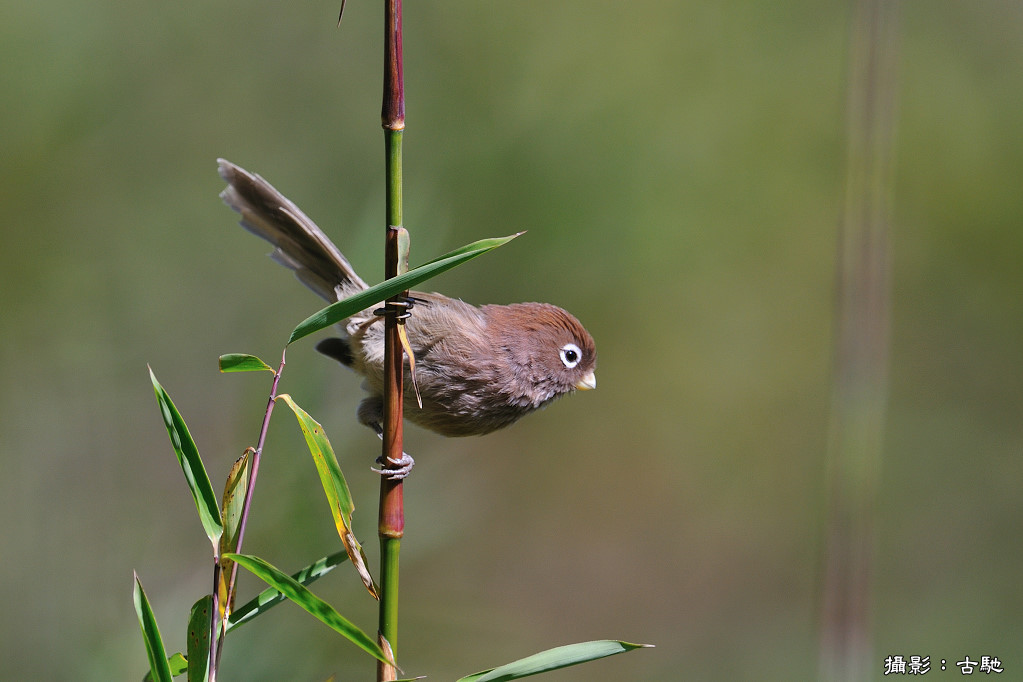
top-left (559, 343), bottom-right (582, 369)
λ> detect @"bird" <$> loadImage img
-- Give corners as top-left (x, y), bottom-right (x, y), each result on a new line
top-left (217, 159), bottom-right (596, 476)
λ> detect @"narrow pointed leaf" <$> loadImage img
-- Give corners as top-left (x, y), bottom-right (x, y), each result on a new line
top-left (276, 393), bottom-right (376, 597)
top-left (149, 367), bottom-right (223, 547)
top-left (224, 553), bottom-right (393, 667)
top-left (186, 595), bottom-right (213, 682)
top-left (458, 640), bottom-right (653, 682)
top-left (133, 573), bottom-right (173, 682)
top-left (416, 232), bottom-right (525, 268)
top-left (225, 550), bottom-right (349, 633)
top-left (219, 449), bottom-right (252, 615)
top-left (219, 353), bottom-right (275, 373)
top-left (288, 233), bottom-right (521, 344)
top-left (142, 653), bottom-right (188, 682)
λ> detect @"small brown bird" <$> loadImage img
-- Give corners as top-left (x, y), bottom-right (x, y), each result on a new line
top-left (218, 160), bottom-right (596, 474)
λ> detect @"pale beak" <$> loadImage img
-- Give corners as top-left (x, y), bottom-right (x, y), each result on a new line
top-left (575, 371), bottom-right (596, 390)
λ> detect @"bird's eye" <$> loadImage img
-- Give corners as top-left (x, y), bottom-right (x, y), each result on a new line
top-left (559, 343), bottom-right (582, 369)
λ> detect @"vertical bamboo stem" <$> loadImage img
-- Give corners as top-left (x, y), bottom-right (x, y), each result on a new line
top-left (377, 0), bottom-right (406, 679)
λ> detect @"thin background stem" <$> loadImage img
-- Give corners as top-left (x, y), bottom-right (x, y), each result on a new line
top-left (819, 1), bottom-right (899, 680)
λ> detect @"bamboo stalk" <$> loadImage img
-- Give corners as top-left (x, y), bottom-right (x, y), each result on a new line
top-left (377, 0), bottom-right (406, 679)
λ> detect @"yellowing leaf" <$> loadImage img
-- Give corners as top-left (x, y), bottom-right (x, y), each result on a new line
top-left (276, 394), bottom-right (377, 598)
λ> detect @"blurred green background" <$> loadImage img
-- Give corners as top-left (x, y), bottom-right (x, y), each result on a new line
top-left (2, 0), bottom-right (1021, 679)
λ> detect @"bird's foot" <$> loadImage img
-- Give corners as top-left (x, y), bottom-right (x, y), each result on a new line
top-left (373, 295), bottom-right (430, 322)
top-left (371, 452), bottom-right (416, 480)
top-left (367, 420), bottom-right (416, 480)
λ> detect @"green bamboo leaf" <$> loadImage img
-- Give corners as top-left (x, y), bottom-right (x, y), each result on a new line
top-left (133, 573), bottom-right (173, 682)
top-left (276, 394), bottom-right (376, 598)
top-left (218, 353), bottom-right (275, 373)
top-left (288, 233), bottom-right (522, 344)
top-left (224, 553), bottom-right (393, 667)
top-left (457, 640), bottom-right (653, 682)
top-left (149, 367), bottom-right (223, 547)
top-left (186, 595), bottom-right (213, 682)
top-left (225, 550), bottom-right (349, 633)
top-left (276, 395), bottom-right (355, 524)
top-left (142, 653), bottom-right (188, 682)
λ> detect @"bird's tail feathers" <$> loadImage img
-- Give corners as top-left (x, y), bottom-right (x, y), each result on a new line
top-left (218, 159), bottom-right (367, 301)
